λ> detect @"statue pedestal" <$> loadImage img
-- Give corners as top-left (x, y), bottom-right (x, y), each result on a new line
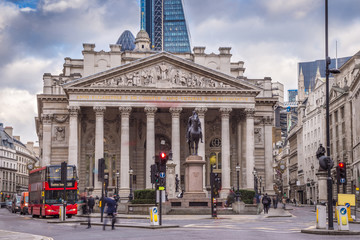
top-left (316, 170), bottom-right (328, 203)
top-left (183, 155), bottom-right (206, 198)
top-left (166, 162), bottom-right (177, 199)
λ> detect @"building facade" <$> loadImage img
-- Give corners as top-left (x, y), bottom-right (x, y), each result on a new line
top-left (0, 124), bottom-right (17, 201)
top-left (0, 124), bottom-right (38, 201)
top-left (288, 89), bottom-right (298, 102)
top-left (330, 51), bottom-right (360, 194)
top-left (140, 0), bottom-right (191, 53)
top-left (35, 31), bottom-right (277, 199)
top-left (298, 56), bottom-right (351, 94)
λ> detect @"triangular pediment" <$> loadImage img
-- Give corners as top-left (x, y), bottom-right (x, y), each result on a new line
top-left (63, 52), bottom-right (260, 92)
top-left (314, 78), bottom-right (324, 90)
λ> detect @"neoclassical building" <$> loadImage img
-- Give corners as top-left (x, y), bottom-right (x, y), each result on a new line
top-left (36, 30), bottom-right (277, 198)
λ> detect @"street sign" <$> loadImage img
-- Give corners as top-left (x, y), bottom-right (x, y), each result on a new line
top-left (340, 207), bottom-right (347, 215)
top-left (345, 203), bottom-right (350, 208)
top-left (340, 178), bottom-right (346, 184)
top-left (286, 106), bottom-right (291, 112)
top-left (159, 186), bottom-right (165, 190)
top-left (159, 172), bottom-right (165, 178)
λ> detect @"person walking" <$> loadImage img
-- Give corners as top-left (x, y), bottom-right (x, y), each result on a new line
top-left (272, 196), bottom-right (278, 209)
top-left (282, 196), bottom-right (287, 209)
top-left (87, 195), bottom-right (95, 214)
top-left (103, 194), bottom-right (117, 230)
top-left (262, 193), bottom-right (271, 214)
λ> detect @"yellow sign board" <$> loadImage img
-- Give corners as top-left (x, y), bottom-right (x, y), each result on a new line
top-left (159, 186), bottom-right (165, 190)
top-left (338, 194), bottom-right (356, 206)
top-left (41, 191), bottom-right (44, 197)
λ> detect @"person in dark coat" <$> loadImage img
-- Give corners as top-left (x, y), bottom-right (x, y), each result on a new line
top-left (272, 196), bottom-right (278, 209)
top-left (262, 193), bottom-right (271, 214)
top-left (87, 195), bottom-right (95, 214)
top-left (103, 194), bottom-right (117, 230)
top-left (80, 193), bottom-right (88, 215)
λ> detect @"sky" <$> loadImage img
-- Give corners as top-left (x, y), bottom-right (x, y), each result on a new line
top-left (0, 0), bottom-right (360, 145)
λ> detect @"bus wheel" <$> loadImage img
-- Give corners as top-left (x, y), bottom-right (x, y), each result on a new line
top-left (67, 215), bottom-right (72, 218)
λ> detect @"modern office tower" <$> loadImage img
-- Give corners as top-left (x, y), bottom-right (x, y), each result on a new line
top-left (298, 56), bottom-right (350, 94)
top-left (288, 89), bottom-right (298, 102)
top-left (140, 0), bottom-right (191, 53)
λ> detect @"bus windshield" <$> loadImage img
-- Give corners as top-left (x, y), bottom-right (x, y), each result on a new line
top-left (45, 190), bottom-right (77, 204)
top-left (48, 166), bottom-right (76, 182)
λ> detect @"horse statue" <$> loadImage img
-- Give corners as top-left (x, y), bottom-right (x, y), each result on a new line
top-left (186, 111), bottom-right (203, 155)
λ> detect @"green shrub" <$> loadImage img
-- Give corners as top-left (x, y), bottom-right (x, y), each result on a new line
top-left (132, 189), bottom-right (156, 204)
top-left (235, 189), bottom-right (255, 204)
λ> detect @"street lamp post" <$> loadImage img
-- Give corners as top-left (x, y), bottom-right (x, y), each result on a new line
top-left (325, 0), bottom-right (340, 230)
top-left (116, 170), bottom-right (119, 196)
top-left (236, 164), bottom-right (241, 201)
top-left (259, 177), bottom-right (262, 195)
top-left (128, 169), bottom-right (134, 201)
top-left (252, 169), bottom-right (258, 195)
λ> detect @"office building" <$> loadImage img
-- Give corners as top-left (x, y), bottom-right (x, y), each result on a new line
top-left (140, 0), bottom-right (191, 53)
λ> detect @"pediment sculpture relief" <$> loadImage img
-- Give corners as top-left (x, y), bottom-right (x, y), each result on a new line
top-left (87, 62), bottom-right (232, 89)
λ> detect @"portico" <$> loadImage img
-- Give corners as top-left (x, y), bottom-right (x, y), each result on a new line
top-left (37, 42), bottom-right (277, 199)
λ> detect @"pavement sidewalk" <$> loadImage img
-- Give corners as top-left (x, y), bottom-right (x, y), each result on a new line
top-left (0, 230), bottom-right (53, 240)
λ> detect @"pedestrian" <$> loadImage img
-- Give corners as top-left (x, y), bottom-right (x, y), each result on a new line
top-left (272, 196), bottom-right (277, 209)
top-left (87, 195), bottom-right (95, 214)
top-left (254, 193), bottom-right (261, 214)
top-left (293, 198), bottom-right (297, 206)
top-left (282, 196), bottom-right (286, 209)
top-left (86, 197), bottom-right (91, 229)
top-left (225, 189), bottom-right (236, 207)
top-left (103, 193), bottom-right (117, 230)
top-left (80, 193), bottom-right (87, 215)
top-left (262, 193), bottom-right (271, 214)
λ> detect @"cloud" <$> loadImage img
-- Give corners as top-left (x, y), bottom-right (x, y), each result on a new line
top-left (40, 0), bottom-right (90, 13)
top-left (0, 57), bottom-right (62, 94)
top-left (260, 0), bottom-right (321, 19)
top-left (0, 88), bottom-right (38, 144)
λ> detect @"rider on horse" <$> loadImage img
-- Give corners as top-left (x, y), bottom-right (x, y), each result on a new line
top-left (186, 111), bottom-right (203, 155)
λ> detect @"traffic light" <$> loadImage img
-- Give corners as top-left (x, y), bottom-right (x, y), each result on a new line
top-left (318, 156), bottom-right (334, 170)
top-left (159, 152), bottom-right (167, 165)
top-left (98, 158), bottom-right (105, 181)
top-left (61, 161), bottom-right (67, 184)
top-left (337, 162), bottom-right (347, 184)
top-left (151, 164), bottom-right (158, 184)
top-left (154, 172), bottom-right (160, 184)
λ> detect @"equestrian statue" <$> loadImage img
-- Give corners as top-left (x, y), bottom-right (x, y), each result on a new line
top-left (186, 111), bottom-right (203, 155)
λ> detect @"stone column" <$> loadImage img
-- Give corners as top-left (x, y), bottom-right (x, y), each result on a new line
top-left (169, 107), bottom-right (182, 181)
top-left (145, 106), bottom-right (157, 189)
top-left (41, 114), bottom-right (53, 167)
top-left (220, 107), bottom-right (232, 198)
top-left (93, 106), bottom-right (106, 190)
top-left (264, 116), bottom-right (274, 194)
top-left (68, 106), bottom-right (80, 170)
top-left (119, 107), bottom-right (132, 196)
top-left (195, 107), bottom-right (207, 192)
top-left (237, 112), bottom-right (245, 188)
top-left (245, 108), bottom-right (255, 189)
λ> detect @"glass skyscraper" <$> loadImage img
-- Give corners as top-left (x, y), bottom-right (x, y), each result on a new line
top-left (288, 89), bottom-right (298, 102)
top-left (298, 56), bottom-right (350, 93)
top-left (140, 0), bottom-right (191, 53)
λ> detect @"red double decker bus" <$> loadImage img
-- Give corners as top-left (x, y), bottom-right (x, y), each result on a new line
top-left (28, 165), bottom-right (78, 218)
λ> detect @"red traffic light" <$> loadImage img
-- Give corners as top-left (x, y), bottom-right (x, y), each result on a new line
top-left (160, 152), bottom-right (167, 159)
top-left (338, 162), bottom-right (344, 168)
